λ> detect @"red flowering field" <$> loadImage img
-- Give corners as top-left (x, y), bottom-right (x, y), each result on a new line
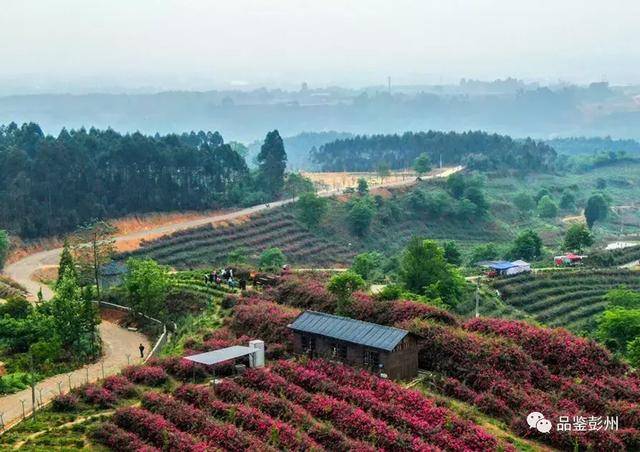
top-left (243, 274), bottom-right (640, 450)
top-left (91, 359), bottom-right (510, 452)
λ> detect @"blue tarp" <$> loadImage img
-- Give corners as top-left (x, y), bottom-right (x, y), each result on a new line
top-left (488, 261), bottom-right (515, 270)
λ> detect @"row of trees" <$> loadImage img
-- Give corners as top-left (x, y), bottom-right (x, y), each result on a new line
top-left (311, 131), bottom-right (557, 172)
top-left (0, 123), bottom-right (288, 238)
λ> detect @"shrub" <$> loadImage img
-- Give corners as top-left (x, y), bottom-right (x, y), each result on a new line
top-left (122, 365), bottom-right (168, 386)
top-left (52, 393), bottom-right (79, 412)
top-left (81, 384), bottom-right (116, 408)
top-left (102, 375), bottom-right (137, 398)
top-left (92, 422), bottom-right (159, 452)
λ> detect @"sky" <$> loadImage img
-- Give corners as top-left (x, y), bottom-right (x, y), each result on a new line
top-left (1, 0), bottom-right (640, 93)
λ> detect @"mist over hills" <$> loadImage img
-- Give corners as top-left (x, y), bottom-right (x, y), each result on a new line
top-left (2, 79), bottom-right (640, 144)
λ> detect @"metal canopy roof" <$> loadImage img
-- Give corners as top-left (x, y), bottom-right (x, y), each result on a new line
top-left (488, 261), bottom-right (515, 270)
top-left (288, 311), bottom-right (408, 352)
top-left (184, 346), bottom-right (254, 365)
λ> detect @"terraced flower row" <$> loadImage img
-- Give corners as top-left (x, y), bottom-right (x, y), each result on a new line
top-left (490, 269), bottom-right (640, 332)
top-left (92, 359), bottom-right (506, 451)
top-left (250, 274), bottom-right (640, 450)
top-left (123, 210), bottom-right (355, 268)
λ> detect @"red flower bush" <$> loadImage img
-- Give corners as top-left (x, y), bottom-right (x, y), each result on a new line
top-left (174, 384), bottom-right (322, 451)
top-left (141, 391), bottom-right (271, 451)
top-left (80, 383), bottom-right (116, 408)
top-left (92, 422), bottom-right (160, 452)
top-left (229, 300), bottom-right (299, 346)
top-left (51, 393), bottom-right (79, 412)
top-left (122, 365), bottom-right (168, 386)
top-left (113, 406), bottom-right (207, 451)
top-left (465, 317), bottom-right (627, 377)
top-left (102, 375), bottom-right (137, 398)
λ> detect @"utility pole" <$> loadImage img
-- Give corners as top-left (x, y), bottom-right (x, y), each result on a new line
top-left (30, 354), bottom-right (36, 421)
top-left (387, 76), bottom-right (391, 94)
top-left (439, 154), bottom-right (443, 169)
top-left (475, 281), bottom-right (480, 318)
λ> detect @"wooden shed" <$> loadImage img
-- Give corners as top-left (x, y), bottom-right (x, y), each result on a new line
top-left (288, 311), bottom-right (419, 381)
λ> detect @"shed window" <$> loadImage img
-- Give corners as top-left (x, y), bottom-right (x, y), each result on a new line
top-left (363, 350), bottom-right (380, 369)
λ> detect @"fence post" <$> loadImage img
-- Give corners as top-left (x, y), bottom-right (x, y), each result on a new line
top-left (20, 400), bottom-right (26, 420)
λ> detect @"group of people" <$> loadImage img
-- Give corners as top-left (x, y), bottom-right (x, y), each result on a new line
top-left (204, 267), bottom-right (247, 290)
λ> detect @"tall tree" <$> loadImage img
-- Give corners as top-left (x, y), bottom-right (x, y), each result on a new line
top-left (124, 258), bottom-right (169, 320)
top-left (399, 237), bottom-right (465, 306)
top-left (413, 153), bottom-right (431, 176)
top-left (563, 223), bottom-right (593, 252)
top-left (585, 194), bottom-right (609, 228)
top-left (509, 230), bottom-right (542, 260)
top-left (56, 238), bottom-right (76, 289)
top-left (70, 221), bottom-right (116, 299)
top-left (257, 130), bottom-right (287, 198)
top-left (296, 192), bottom-right (327, 228)
top-left (0, 229), bottom-right (8, 268)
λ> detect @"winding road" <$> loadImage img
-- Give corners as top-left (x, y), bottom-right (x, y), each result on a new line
top-left (0, 166), bottom-right (462, 429)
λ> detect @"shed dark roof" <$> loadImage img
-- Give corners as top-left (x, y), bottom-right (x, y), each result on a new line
top-left (288, 311), bottom-right (408, 351)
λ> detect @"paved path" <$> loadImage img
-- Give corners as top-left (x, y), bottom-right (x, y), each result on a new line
top-left (0, 322), bottom-right (148, 430)
top-left (0, 166), bottom-right (462, 429)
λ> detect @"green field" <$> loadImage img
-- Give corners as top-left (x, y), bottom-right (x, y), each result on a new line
top-left (488, 268), bottom-right (640, 334)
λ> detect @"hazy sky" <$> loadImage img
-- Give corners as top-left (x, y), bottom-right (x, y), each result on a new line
top-left (2, 0), bottom-right (639, 92)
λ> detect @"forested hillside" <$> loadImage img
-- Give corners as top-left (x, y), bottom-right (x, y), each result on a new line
top-left (312, 130), bottom-right (557, 172)
top-left (0, 123), bottom-right (256, 237)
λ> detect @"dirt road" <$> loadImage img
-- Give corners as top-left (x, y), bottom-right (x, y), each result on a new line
top-left (4, 166), bottom-right (462, 300)
top-left (0, 166), bottom-right (461, 429)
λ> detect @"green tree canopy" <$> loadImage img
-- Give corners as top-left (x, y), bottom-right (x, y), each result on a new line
top-left (227, 247), bottom-right (248, 265)
top-left (605, 287), bottom-right (640, 310)
top-left (443, 241), bottom-right (463, 266)
top-left (585, 194), bottom-right (609, 228)
top-left (357, 178), bottom-right (369, 196)
top-left (259, 247), bottom-right (286, 273)
top-left (296, 192), bottom-right (327, 228)
top-left (513, 192), bottom-right (536, 213)
top-left (413, 153), bottom-right (431, 175)
top-left (51, 268), bottom-right (100, 356)
top-left (537, 195), bottom-right (558, 218)
top-left (560, 192), bottom-right (576, 210)
top-left (284, 173), bottom-right (314, 199)
top-left (257, 130), bottom-right (287, 198)
top-left (56, 238), bottom-right (76, 289)
top-left (563, 223), bottom-right (593, 252)
top-left (446, 173), bottom-right (466, 199)
top-left (509, 229), bottom-right (542, 260)
top-left (0, 229), bottom-right (8, 268)
top-left (470, 243), bottom-right (500, 264)
top-left (347, 198), bottom-right (375, 236)
top-left (351, 252), bottom-right (384, 280)
top-left (327, 270), bottom-right (365, 314)
top-left (399, 237), bottom-right (465, 306)
top-left (464, 186), bottom-right (489, 215)
top-left (124, 258), bottom-right (170, 320)
top-left (596, 308), bottom-right (640, 353)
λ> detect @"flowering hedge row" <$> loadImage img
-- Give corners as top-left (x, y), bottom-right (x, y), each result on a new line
top-left (112, 407), bottom-right (207, 451)
top-left (214, 378), bottom-right (376, 451)
top-left (402, 318), bottom-right (640, 450)
top-left (237, 367), bottom-right (454, 451)
top-left (272, 360), bottom-right (501, 452)
top-left (92, 421), bottom-right (159, 452)
top-left (121, 365), bottom-right (168, 386)
top-left (141, 391), bottom-right (271, 452)
top-left (464, 317), bottom-right (627, 377)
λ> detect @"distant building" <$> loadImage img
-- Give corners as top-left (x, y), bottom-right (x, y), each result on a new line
top-left (485, 260), bottom-right (531, 276)
top-left (288, 311), bottom-right (419, 380)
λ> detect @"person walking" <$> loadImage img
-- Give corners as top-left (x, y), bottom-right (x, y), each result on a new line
top-left (139, 343), bottom-right (145, 359)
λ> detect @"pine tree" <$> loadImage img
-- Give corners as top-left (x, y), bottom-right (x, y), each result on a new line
top-left (56, 238), bottom-right (76, 289)
top-left (257, 130), bottom-right (287, 198)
